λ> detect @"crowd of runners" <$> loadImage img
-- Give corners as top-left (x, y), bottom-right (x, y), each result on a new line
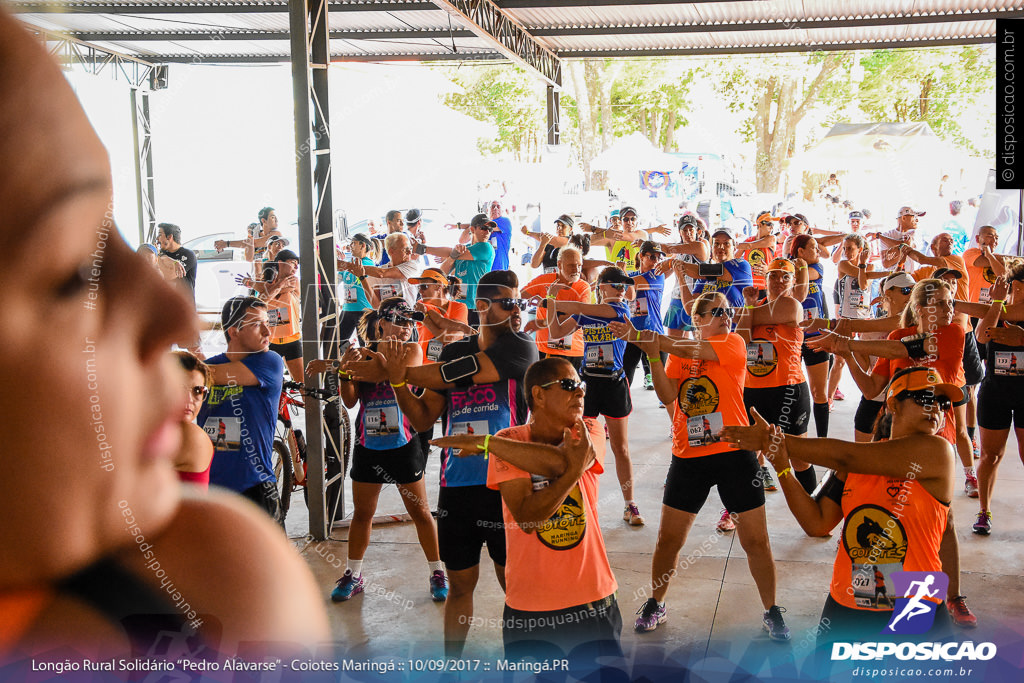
top-left (164, 195), bottom-right (1024, 664)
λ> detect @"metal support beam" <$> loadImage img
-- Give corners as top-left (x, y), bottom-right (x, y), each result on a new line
top-left (152, 51), bottom-right (502, 64)
top-left (290, 0), bottom-right (338, 541)
top-left (28, 27), bottom-right (156, 88)
top-left (15, 1), bottom-right (439, 13)
top-left (430, 0), bottom-right (561, 87)
top-left (545, 84), bottom-right (559, 146)
top-left (70, 28), bottom-right (477, 42)
top-left (129, 88), bottom-right (157, 245)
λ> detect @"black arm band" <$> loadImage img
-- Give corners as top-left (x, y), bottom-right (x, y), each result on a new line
top-left (439, 355), bottom-right (480, 387)
top-left (900, 333), bottom-right (929, 360)
top-left (812, 470), bottom-right (845, 506)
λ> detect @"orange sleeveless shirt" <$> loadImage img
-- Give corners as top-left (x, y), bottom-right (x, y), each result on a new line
top-left (744, 323), bottom-right (805, 389)
top-left (829, 473), bottom-right (947, 611)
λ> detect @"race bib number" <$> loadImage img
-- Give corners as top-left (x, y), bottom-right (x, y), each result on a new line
top-left (632, 296), bottom-right (649, 317)
top-left (746, 341), bottom-right (777, 376)
top-left (994, 351), bottom-right (1024, 376)
top-left (267, 306), bottom-right (289, 326)
top-left (687, 412), bottom-right (724, 448)
top-left (544, 266), bottom-right (557, 275)
top-left (585, 342), bottom-right (614, 369)
top-left (548, 333), bottom-right (572, 350)
top-left (450, 419), bottom-right (488, 438)
top-left (378, 283), bottom-right (401, 300)
top-left (804, 306), bottom-right (820, 321)
top-left (427, 339), bottom-right (444, 362)
top-left (203, 417), bottom-right (242, 451)
top-left (979, 287), bottom-right (991, 304)
top-left (344, 285), bottom-right (359, 304)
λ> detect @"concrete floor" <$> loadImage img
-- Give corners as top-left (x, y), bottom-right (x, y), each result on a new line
top-left (287, 375), bottom-right (1024, 681)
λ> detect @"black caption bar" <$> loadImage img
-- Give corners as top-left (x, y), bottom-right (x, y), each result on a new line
top-left (998, 19), bottom-right (1024, 190)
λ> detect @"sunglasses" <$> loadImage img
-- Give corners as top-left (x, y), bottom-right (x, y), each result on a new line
top-left (897, 390), bottom-right (952, 412)
top-left (890, 286), bottom-right (914, 295)
top-left (188, 385), bottom-right (210, 400)
top-left (700, 307), bottom-right (734, 318)
top-left (493, 298), bottom-right (529, 311)
top-left (540, 378), bottom-right (587, 393)
top-left (759, 220), bottom-right (773, 226)
top-left (603, 282), bottom-right (628, 290)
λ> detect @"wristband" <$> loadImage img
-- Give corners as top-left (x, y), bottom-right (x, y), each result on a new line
top-left (798, 265), bottom-right (807, 270)
top-left (900, 333), bottom-right (929, 360)
top-left (777, 467), bottom-right (793, 480)
top-left (389, 380), bottom-right (406, 389)
top-left (743, 304), bottom-right (755, 310)
top-left (479, 434), bottom-right (490, 458)
top-left (636, 331), bottom-right (642, 341)
top-left (825, 319), bottom-right (833, 330)
top-left (647, 356), bottom-right (661, 364)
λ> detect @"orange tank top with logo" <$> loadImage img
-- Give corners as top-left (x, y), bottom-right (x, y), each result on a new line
top-left (963, 248), bottom-right (998, 304)
top-left (829, 473), bottom-right (947, 611)
top-left (744, 323), bottom-right (805, 389)
top-left (418, 301), bottom-right (469, 363)
top-left (669, 333), bottom-right (747, 458)
top-left (744, 239), bottom-right (776, 289)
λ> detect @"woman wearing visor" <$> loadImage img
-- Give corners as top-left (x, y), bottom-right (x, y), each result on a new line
top-left (310, 298), bottom-right (446, 605)
top-left (723, 366), bottom-right (957, 643)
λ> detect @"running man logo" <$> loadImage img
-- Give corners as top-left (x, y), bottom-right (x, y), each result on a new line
top-left (536, 484), bottom-right (586, 551)
top-left (677, 376), bottom-right (720, 416)
top-left (883, 571), bottom-right (950, 635)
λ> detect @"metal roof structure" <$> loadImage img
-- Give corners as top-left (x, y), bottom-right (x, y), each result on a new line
top-left (13, 0), bottom-right (1021, 73)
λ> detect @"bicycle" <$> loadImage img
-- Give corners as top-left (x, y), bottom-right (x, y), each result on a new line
top-left (273, 380), bottom-right (351, 526)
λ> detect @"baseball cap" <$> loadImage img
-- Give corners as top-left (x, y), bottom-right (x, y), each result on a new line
top-left (785, 213), bottom-right (809, 226)
top-left (409, 268), bottom-right (450, 287)
top-left (848, 210), bottom-right (864, 221)
top-left (886, 366), bottom-right (963, 406)
top-left (639, 240), bottom-right (664, 255)
top-left (620, 206), bottom-right (638, 218)
top-left (898, 206), bottom-right (926, 218)
top-left (405, 208), bottom-right (422, 225)
top-left (554, 214), bottom-right (575, 229)
top-left (765, 258), bottom-right (795, 274)
top-left (609, 208), bottom-right (621, 218)
top-left (469, 213), bottom-right (498, 230)
top-left (933, 267), bottom-right (963, 281)
top-left (379, 298), bottom-right (425, 324)
top-left (349, 233), bottom-right (373, 247)
top-left (598, 266), bottom-right (634, 286)
top-left (711, 229), bottom-right (735, 242)
top-left (881, 272), bottom-right (916, 291)
top-left (678, 214), bottom-right (700, 228)
top-left (756, 211), bottom-right (778, 224)
top-left (275, 249), bottom-right (299, 262)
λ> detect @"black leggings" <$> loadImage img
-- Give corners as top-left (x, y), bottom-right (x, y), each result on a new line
top-left (622, 343), bottom-right (667, 387)
top-left (337, 309), bottom-right (368, 352)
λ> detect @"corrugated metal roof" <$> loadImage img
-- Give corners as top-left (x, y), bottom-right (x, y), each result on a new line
top-left (11, 0), bottom-right (1019, 66)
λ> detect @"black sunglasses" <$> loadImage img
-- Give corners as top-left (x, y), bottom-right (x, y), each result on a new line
top-left (493, 298), bottom-right (529, 311)
top-left (540, 378), bottom-right (586, 393)
top-left (893, 286), bottom-right (914, 295)
top-left (759, 220), bottom-right (773, 226)
top-left (188, 385), bottom-right (210, 400)
top-left (897, 390), bottom-right (952, 412)
top-left (603, 282), bottom-right (628, 290)
top-left (701, 307), bottom-right (734, 318)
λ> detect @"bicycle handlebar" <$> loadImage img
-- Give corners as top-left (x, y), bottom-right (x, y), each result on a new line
top-left (282, 380), bottom-right (335, 401)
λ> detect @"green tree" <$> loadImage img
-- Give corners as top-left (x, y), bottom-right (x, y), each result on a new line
top-left (439, 64), bottom-right (546, 161)
top-left (856, 47), bottom-right (995, 156)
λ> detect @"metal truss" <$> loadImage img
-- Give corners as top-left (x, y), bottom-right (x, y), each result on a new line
top-left (289, 0), bottom-right (339, 541)
top-left (130, 89), bottom-right (158, 245)
top-left (14, 1), bottom-right (439, 13)
top-left (431, 0), bottom-right (561, 87)
top-left (29, 27), bottom-right (157, 88)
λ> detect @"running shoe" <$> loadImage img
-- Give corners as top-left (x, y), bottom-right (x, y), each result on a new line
top-left (964, 472), bottom-right (979, 498)
top-left (634, 598), bottom-right (667, 632)
top-left (763, 605), bottom-right (791, 641)
top-left (330, 569), bottom-right (364, 602)
top-left (429, 570), bottom-right (449, 602)
top-left (644, 373), bottom-right (654, 390)
top-left (623, 503), bottom-right (645, 526)
top-left (716, 509), bottom-right (736, 532)
top-left (760, 466), bottom-right (778, 492)
top-left (946, 596), bottom-right (978, 629)
top-left (833, 388), bottom-right (845, 401)
top-left (972, 510), bottom-right (992, 535)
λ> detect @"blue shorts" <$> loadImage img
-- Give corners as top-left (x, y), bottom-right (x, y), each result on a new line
top-left (664, 299), bottom-right (692, 332)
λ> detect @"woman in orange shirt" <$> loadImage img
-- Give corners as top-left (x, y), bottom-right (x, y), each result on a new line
top-left (723, 366), bottom-right (956, 643)
top-left (611, 291), bottom-right (790, 642)
top-left (410, 268), bottom-right (470, 363)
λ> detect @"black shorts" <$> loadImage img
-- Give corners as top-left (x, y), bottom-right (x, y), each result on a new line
top-left (270, 339), bottom-right (302, 361)
top-left (743, 383), bottom-right (811, 435)
top-left (854, 397), bottom-right (885, 434)
top-left (502, 594), bottom-right (623, 663)
top-left (801, 341), bottom-right (830, 367)
top-left (241, 480), bottom-right (282, 522)
top-left (977, 381), bottom-right (1024, 430)
top-left (437, 484), bottom-right (507, 571)
top-left (350, 439), bottom-right (426, 485)
top-left (582, 372), bottom-right (632, 419)
top-left (963, 330), bottom-right (985, 386)
top-left (663, 449), bottom-right (765, 515)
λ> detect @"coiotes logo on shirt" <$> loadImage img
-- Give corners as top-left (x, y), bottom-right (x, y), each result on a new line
top-left (536, 484), bottom-right (586, 550)
top-left (677, 376), bottom-right (719, 416)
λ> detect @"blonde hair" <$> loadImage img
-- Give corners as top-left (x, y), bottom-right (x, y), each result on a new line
top-left (900, 278), bottom-right (953, 328)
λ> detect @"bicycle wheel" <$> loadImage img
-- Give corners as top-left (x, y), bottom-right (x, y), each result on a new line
top-left (272, 437), bottom-right (294, 524)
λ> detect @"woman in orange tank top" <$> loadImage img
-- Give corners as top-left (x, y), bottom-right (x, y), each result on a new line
top-left (724, 366), bottom-right (957, 644)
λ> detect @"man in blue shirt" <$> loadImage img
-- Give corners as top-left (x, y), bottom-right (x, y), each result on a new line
top-left (488, 200), bottom-right (513, 271)
top-left (677, 229), bottom-right (753, 310)
top-left (198, 296), bottom-right (285, 521)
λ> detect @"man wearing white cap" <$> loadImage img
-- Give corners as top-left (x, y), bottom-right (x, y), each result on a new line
top-left (871, 206), bottom-right (924, 269)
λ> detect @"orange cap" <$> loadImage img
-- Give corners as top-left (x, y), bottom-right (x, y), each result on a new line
top-left (765, 258), bottom-right (795, 274)
top-left (885, 366), bottom-right (963, 407)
